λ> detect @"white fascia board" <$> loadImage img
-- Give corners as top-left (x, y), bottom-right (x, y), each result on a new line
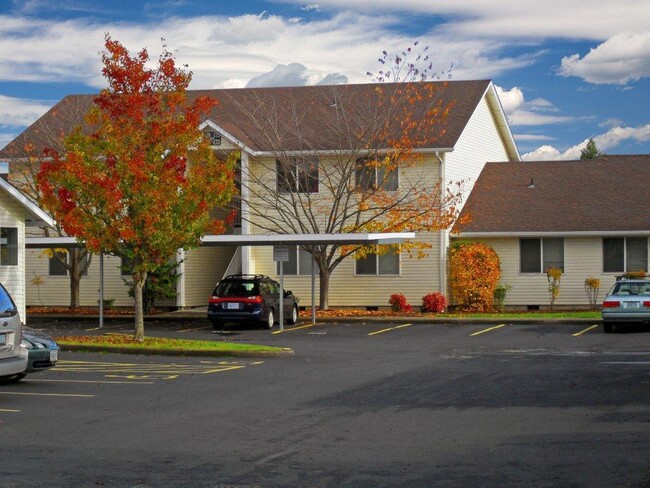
top-left (200, 232), bottom-right (415, 246)
top-left (484, 82), bottom-right (521, 162)
top-left (199, 119), bottom-right (257, 156)
top-left (0, 178), bottom-right (55, 228)
top-left (453, 231), bottom-right (650, 239)
top-left (26, 236), bottom-right (80, 248)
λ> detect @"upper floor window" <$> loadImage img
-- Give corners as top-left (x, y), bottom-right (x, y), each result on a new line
top-left (603, 237), bottom-right (648, 273)
top-left (277, 158), bottom-right (319, 193)
top-left (520, 238), bottom-right (564, 273)
top-left (355, 247), bottom-right (400, 275)
top-left (355, 158), bottom-right (398, 191)
top-left (0, 228), bottom-right (17, 266)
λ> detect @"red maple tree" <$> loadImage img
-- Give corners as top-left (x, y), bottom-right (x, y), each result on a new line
top-left (38, 35), bottom-right (236, 340)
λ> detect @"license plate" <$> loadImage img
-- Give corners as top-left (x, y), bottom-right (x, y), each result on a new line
top-left (624, 301), bottom-right (641, 309)
top-left (0, 334), bottom-right (5, 345)
top-left (226, 302), bottom-right (240, 310)
top-left (50, 349), bottom-right (58, 362)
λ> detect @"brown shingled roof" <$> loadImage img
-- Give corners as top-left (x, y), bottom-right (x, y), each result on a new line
top-left (455, 155), bottom-right (650, 234)
top-left (0, 80), bottom-right (492, 158)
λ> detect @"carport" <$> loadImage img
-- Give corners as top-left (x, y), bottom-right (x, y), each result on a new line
top-left (26, 232), bottom-right (415, 328)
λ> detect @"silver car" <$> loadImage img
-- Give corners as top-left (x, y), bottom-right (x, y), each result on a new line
top-left (0, 283), bottom-right (27, 381)
top-left (602, 278), bottom-right (650, 333)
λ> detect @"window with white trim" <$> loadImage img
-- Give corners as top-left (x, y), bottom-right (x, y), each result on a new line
top-left (519, 238), bottom-right (564, 273)
top-left (0, 228), bottom-right (18, 266)
top-left (276, 246), bottom-right (315, 276)
top-left (355, 247), bottom-right (400, 275)
top-left (355, 158), bottom-right (398, 191)
top-left (603, 237), bottom-right (648, 273)
top-left (49, 251), bottom-right (89, 277)
top-left (277, 158), bottom-right (319, 193)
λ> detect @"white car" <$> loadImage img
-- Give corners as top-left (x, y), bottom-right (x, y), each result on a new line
top-left (0, 283), bottom-right (27, 381)
top-left (602, 278), bottom-right (650, 333)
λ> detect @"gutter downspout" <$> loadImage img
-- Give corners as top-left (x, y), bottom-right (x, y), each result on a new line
top-left (176, 248), bottom-right (185, 309)
top-left (435, 151), bottom-right (448, 296)
top-left (240, 151), bottom-right (251, 274)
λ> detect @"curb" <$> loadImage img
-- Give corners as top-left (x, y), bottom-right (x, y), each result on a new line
top-left (60, 344), bottom-right (295, 358)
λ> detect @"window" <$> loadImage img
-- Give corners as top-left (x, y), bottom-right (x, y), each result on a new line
top-left (276, 246), bottom-right (315, 276)
top-left (603, 237), bottom-right (648, 273)
top-left (277, 158), bottom-right (319, 193)
top-left (355, 158), bottom-right (398, 191)
top-left (49, 251), bottom-right (68, 276)
top-left (520, 238), bottom-right (564, 273)
top-left (355, 247), bottom-right (400, 275)
top-left (0, 228), bottom-right (17, 266)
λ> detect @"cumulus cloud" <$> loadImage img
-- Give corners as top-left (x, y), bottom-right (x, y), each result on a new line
top-left (559, 31), bottom-right (650, 85)
top-left (245, 63), bottom-right (348, 87)
top-left (522, 123), bottom-right (650, 160)
top-left (0, 95), bottom-right (53, 128)
top-left (495, 85), bottom-right (572, 126)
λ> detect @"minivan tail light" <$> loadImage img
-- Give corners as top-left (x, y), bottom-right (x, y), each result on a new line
top-left (602, 300), bottom-right (620, 308)
top-left (209, 297), bottom-right (224, 304)
top-left (248, 296), bottom-right (263, 304)
top-left (644, 301), bottom-right (650, 308)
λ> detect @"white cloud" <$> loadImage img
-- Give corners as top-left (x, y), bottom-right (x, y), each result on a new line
top-left (0, 95), bottom-right (53, 128)
top-left (522, 123), bottom-right (650, 160)
top-left (245, 62), bottom-right (348, 87)
top-left (559, 31), bottom-right (650, 85)
top-left (513, 134), bottom-right (555, 142)
top-left (495, 85), bottom-right (572, 126)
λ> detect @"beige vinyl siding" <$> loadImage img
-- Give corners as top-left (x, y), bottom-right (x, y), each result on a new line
top-left (0, 192), bottom-right (26, 320)
top-left (456, 236), bottom-right (637, 307)
top-left (250, 232), bottom-right (441, 307)
top-left (445, 94), bottom-right (512, 207)
top-left (26, 251), bottom-right (133, 307)
top-left (182, 246), bottom-right (235, 307)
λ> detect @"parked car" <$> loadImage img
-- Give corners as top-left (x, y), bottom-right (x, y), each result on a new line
top-left (21, 327), bottom-right (59, 374)
top-left (208, 274), bottom-right (299, 330)
top-left (601, 278), bottom-right (650, 333)
top-left (0, 282), bottom-right (28, 382)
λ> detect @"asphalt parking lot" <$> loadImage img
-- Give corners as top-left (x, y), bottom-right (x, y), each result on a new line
top-left (2, 319), bottom-right (649, 487)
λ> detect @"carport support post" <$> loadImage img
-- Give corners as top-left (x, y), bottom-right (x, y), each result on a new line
top-left (99, 252), bottom-right (104, 329)
top-left (311, 251), bottom-right (316, 325)
top-left (279, 260), bottom-right (284, 331)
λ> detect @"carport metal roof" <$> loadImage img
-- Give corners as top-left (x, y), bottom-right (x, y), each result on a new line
top-left (25, 232), bottom-right (416, 328)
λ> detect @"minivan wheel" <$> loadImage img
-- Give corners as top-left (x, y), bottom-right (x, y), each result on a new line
top-left (265, 309), bottom-right (274, 330)
top-left (0, 373), bottom-right (26, 384)
top-left (287, 305), bottom-right (298, 325)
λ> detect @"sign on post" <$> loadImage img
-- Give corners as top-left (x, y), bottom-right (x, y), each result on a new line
top-left (273, 245), bottom-right (289, 262)
top-left (273, 245), bottom-right (289, 331)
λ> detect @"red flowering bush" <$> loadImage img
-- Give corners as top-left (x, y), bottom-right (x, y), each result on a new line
top-left (421, 292), bottom-right (447, 313)
top-left (388, 293), bottom-right (412, 313)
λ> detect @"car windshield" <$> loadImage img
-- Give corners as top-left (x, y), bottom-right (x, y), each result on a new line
top-left (213, 281), bottom-right (259, 297)
top-left (610, 281), bottom-right (650, 296)
top-left (0, 284), bottom-right (17, 315)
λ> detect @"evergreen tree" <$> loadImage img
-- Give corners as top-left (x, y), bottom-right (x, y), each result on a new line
top-left (580, 138), bottom-right (604, 160)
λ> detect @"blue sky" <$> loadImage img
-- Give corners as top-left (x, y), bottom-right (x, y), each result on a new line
top-left (0, 0), bottom-right (649, 160)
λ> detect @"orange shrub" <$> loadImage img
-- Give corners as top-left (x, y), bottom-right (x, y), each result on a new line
top-left (448, 242), bottom-right (501, 312)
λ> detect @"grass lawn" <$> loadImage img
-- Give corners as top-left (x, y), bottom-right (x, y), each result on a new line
top-left (55, 334), bottom-right (293, 357)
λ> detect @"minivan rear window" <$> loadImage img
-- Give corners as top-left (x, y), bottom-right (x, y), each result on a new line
top-left (0, 284), bottom-right (17, 315)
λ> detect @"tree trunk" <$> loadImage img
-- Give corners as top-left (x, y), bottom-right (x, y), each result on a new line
top-left (319, 270), bottom-right (330, 311)
top-left (69, 275), bottom-right (80, 309)
top-left (133, 275), bottom-right (147, 342)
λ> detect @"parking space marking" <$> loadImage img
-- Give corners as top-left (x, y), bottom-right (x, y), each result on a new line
top-left (470, 324), bottom-right (507, 336)
top-left (53, 359), bottom-right (256, 379)
top-left (0, 408), bottom-right (21, 413)
top-left (0, 391), bottom-right (94, 398)
top-left (28, 378), bottom-right (155, 385)
top-left (272, 323), bottom-right (319, 334)
top-left (368, 323), bottom-right (412, 336)
top-left (177, 326), bottom-right (211, 333)
top-left (572, 324), bottom-right (600, 337)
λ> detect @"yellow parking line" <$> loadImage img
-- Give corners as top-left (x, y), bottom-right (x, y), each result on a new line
top-left (272, 323), bottom-right (319, 334)
top-left (470, 324), bottom-right (507, 336)
top-left (573, 324), bottom-right (600, 337)
top-left (0, 408), bottom-right (20, 413)
top-left (368, 323), bottom-right (412, 336)
top-left (178, 326), bottom-right (211, 333)
top-left (0, 392), bottom-right (94, 398)
top-left (28, 378), bottom-right (155, 385)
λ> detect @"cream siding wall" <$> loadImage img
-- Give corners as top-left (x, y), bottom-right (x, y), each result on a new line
top-left (456, 236), bottom-right (639, 307)
top-left (0, 192), bottom-right (26, 320)
top-left (246, 154), bottom-right (445, 307)
top-left (445, 94), bottom-right (511, 207)
top-left (182, 246), bottom-right (235, 307)
top-left (26, 252), bottom-right (133, 307)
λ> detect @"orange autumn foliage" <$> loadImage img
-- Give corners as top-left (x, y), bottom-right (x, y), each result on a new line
top-left (448, 242), bottom-right (501, 312)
